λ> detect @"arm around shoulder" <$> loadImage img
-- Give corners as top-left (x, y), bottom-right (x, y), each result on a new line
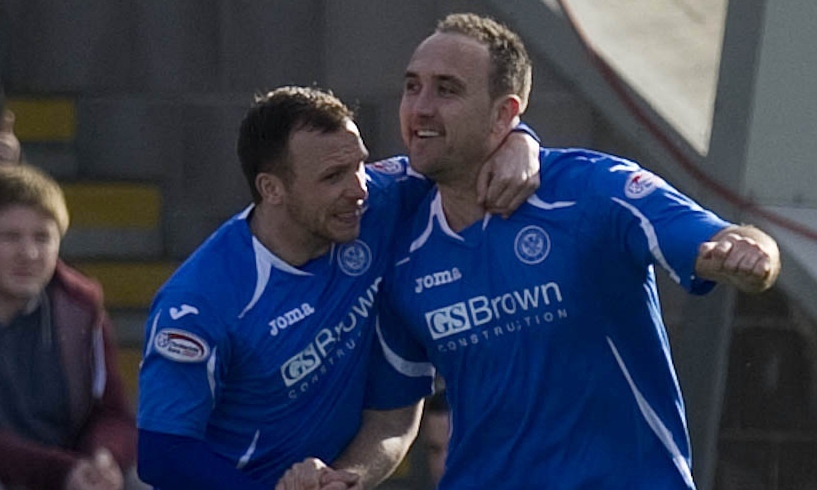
top-left (694, 224), bottom-right (781, 293)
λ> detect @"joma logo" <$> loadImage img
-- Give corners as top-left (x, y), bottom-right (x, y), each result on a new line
top-left (415, 267), bottom-right (462, 293)
top-left (269, 303), bottom-right (315, 336)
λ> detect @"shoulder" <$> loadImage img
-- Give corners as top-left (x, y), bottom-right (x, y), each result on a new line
top-left (541, 147), bottom-right (639, 180)
top-left (172, 210), bottom-right (252, 281)
top-left (366, 155), bottom-right (412, 179)
top-left (537, 147), bottom-right (656, 201)
top-left (156, 211), bottom-right (255, 313)
top-left (363, 156), bottom-right (432, 226)
top-left (365, 156), bottom-right (428, 193)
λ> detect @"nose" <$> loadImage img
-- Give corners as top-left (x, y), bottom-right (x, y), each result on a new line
top-left (347, 166), bottom-right (368, 202)
top-left (416, 88), bottom-right (437, 118)
top-left (402, 86), bottom-right (434, 119)
top-left (17, 237), bottom-right (41, 260)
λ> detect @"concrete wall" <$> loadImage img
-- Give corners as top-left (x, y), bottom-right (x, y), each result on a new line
top-left (2, 0), bottom-right (599, 257)
top-left (742, 0), bottom-right (817, 207)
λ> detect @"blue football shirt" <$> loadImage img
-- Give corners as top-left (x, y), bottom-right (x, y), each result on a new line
top-left (137, 157), bottom-right (427, 486)
top-left (371, 149), bottom-right (730, 489)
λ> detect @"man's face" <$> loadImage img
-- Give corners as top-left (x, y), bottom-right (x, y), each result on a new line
top-left (278, 119), bottom-right (369, 249)
top-left (399, 32), bottom-right (497, 183)
top-left (0, 205), bottom-right (60, 306)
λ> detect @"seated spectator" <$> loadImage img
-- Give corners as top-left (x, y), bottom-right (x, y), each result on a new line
top-left (0, 163), bottom-right (137, 490)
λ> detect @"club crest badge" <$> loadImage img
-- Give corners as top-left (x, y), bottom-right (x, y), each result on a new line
top-left (514, 225), bottom-right (551, 265)
top-left (338, 240), bottom-right (372, 276)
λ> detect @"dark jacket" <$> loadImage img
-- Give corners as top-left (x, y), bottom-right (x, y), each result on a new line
top-left (0, 261), bottom-right (137, 488)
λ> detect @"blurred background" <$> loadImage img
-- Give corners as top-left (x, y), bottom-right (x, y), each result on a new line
top-left (1, 0), bottom-right (815, 488)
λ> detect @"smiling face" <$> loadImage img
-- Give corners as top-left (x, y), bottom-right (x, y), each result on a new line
top-left (399, 32), bottom-right (500, 185)
top-left (275, 119), bottom-right (370, 254)
top-left (0, 205), bottom-right (60, 319)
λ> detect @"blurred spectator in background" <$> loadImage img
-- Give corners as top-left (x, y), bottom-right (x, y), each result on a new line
top-left (0, 163), bottom-right (138, 490)
top-left (0, 110), bottom-right (21, 166)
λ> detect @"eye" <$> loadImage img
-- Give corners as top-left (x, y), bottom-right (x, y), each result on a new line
top-left (323, 170), bottom-right (344, 183)
top-left (438, 82), bottom-right (457, 97)
top-left (403, 79), bottom-right (420, 95)
top-left (34, 232), bottom-right (53, 244)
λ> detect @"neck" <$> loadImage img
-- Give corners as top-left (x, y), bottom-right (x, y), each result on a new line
top-left (250, 205), bottom-right (330, 267)
top-left (0, 295), bottom-right (38, 326)
top-left (437, 182), bottom-right (485, 233)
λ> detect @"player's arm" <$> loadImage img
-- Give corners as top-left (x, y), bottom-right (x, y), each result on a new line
top-left (695, 224), bottom-right (781, 293)
top-left (477, 121), bottom-right (541, 217)
top-left (138, 430), bottom-right (268, 490)
top-left (137, 296), bottom-right (262, 489)
top-left (322, 306), bottom-right (429, 489)
top-left (327, 403), bottom-right (424, 489)
top-left (274, 404), bottom-right (422, 490)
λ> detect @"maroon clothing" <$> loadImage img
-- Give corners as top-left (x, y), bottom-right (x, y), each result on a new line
top-left (0, 261), bottom-right (137, 489)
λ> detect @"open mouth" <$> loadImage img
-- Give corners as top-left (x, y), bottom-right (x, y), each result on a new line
top-left (415, 129), bottom-right (441, 138)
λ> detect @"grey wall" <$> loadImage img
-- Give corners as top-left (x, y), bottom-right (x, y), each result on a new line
top-left (3, 0), bottom-right (600, 257)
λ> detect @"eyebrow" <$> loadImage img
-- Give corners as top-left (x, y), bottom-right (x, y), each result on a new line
top-left (404, 71), bottom-right (466, 91)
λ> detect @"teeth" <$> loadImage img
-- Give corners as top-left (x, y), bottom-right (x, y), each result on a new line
top-left (416, 129), bottom-right (440, 137)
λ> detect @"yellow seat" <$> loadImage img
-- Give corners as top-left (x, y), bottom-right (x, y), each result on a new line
top-left (63, 182), bottom-right (162, 229)
top-left (116, 347), bottom-right (143, 405)
top-left (74, 261), bottom-right (178, 309)
top-left (5, 97), bottom-right (76, 142)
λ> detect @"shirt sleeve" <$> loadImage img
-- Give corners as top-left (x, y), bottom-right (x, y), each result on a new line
top-left (137, 289), bottom-right (228, 438)
top-left (595, 158), bottom-right (731, 293)
top-left (364, 284), bottom-right (435, 410)
top-left (138, 429), bottom-right (267, 490)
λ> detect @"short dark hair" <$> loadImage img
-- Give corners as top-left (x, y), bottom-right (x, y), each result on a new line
top-left (0, 163), bottom-right (69, 235)
top-left (436, 13), bottom-right (532, 111)
top-left (236, 86), bottom-right (355, 202)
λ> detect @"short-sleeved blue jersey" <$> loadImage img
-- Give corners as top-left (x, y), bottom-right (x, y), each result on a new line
top-left (137, 157), bottom-right (427, 487)
top-left (371, 149), bottom-right (730, 489)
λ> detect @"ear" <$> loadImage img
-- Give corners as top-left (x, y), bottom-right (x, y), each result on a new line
top-left (255, 172), bottom-right (286, 205)
top-left (491, 95), bottom-right (522, 137)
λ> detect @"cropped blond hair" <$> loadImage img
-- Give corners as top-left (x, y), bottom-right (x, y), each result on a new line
top-left (0, 163), bottom-right (70, 236)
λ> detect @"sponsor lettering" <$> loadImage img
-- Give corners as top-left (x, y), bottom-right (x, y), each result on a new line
top-left (283, 277), bottom-right (381, 394)
top-left (435, 310), bottom-right (569, 352)
top-left (425, 282), bottom-right (564, 340)
top-left (414, 267), bottom-right (462, 293)
top-left (269, 303), bottom-right (315, 336)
